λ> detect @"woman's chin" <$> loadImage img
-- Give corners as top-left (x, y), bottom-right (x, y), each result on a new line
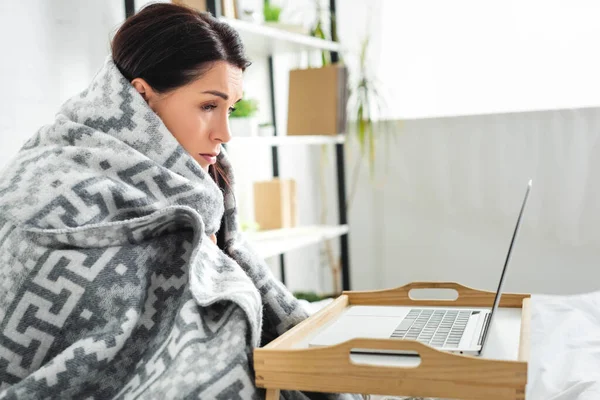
top-left (194, 157), bottom-right (210, 172)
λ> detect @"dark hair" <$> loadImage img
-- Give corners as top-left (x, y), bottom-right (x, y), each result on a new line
top-left (111, 3), bottom-right (251, 186)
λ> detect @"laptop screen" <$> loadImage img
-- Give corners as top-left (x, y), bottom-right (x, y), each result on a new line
top-left (479, 180), bottom-right (532, 352)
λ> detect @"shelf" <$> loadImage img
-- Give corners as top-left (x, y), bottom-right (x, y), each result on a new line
top-left (221, 17), bottom-right (342, 56)
top-left (246, 225), bottom-right (349, 259)
top-left (229, 134), bottom-right (345, 146)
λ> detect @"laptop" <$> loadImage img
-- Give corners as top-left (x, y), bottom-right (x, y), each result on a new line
top-left (309, 180), bottom-right (532, 356)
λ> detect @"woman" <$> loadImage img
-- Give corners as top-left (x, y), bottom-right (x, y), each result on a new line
top-left (0, 4), bottom-right (358, 399)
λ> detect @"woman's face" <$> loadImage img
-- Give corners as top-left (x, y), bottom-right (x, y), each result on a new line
top-left (132, 61), bottom-right (243, 171)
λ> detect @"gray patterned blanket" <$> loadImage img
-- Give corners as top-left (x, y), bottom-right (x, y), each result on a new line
top-left (0, 58), bottom-right (359, 400)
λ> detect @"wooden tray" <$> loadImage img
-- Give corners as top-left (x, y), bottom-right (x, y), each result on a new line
top-left (254, 282), bottom-right (531, 400)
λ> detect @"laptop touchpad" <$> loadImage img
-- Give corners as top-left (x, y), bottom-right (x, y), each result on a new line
top-left (310, 316), bottom-right (402, 347)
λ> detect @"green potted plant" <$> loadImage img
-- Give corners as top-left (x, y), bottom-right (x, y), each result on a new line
top-left (229, 97), bottom-right (259, 137)
top-left (317, 34), bottom-right (392, 296)
top-left (292, 291), bottom-right (332, 303)
top-left (263, 0), bottom-right (282, 23)
top-left (345, 34), bottom-right (395, 206)
top-left (263, 0), bottom-right (309, 34)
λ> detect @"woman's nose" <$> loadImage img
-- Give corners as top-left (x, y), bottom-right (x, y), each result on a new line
top-left (212, 116), bottom-right (232, 143)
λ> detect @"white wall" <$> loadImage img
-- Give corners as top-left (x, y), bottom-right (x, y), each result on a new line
top-left (335, 0), bottom-right (600, 296)
top-left (347, 108), bottom-right (600, 295)
top-left (0, 0), bottom-right (124, 167)
top-left (378, 0), bottom-right (600, 119)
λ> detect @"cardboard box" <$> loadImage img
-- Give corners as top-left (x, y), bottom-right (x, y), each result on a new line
top-left (171, 0), bottom-right (207, 12)
top-left (172, 0), bottom-right (237, 17)
top-left (253, 179), bottom-right (297, 230)
top-left (287, 64), bottom-right (348, 136)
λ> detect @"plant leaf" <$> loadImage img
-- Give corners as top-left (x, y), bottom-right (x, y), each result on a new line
top-left (368, 121), bottom-right (375, 177)
top-left (357, 104), bottom-right (365, 151)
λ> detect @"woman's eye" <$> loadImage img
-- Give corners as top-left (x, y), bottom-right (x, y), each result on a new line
top-left (202, 104), bottom-right (217, 111)
top-left (228, 106), bottom-right (237, 115)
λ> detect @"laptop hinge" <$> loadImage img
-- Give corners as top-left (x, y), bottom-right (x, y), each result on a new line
top-left (477, 313), bottom-right (491, 346)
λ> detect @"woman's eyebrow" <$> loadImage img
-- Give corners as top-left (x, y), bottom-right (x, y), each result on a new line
top-left (202, 90), bottom-right (228, 100)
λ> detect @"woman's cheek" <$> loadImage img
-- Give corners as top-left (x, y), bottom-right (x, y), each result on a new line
top-left (196, 112), bottom-right (212, 139)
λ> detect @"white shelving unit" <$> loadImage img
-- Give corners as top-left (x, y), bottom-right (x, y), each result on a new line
top-left (246, 225), bottom-right (349, 259)
top-left (229, 134), bottom-right (345, 146)
top-left (220, 17), bottom-right (342, 56)
top-left (216, 10), bottom-right (350, 289)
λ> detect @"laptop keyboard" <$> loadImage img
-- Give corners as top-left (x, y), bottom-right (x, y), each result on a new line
top-left (390, 309), bottom-right (472, 348)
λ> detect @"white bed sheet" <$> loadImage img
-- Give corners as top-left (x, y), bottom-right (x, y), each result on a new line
top-left (528, 291), bottom-right (600, 399)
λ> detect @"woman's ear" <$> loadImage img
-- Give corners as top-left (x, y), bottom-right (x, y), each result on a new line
top-left (131, 78), bottom-right (156, 105)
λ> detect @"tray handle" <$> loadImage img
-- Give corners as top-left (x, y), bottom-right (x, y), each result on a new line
top-left (397, 281), bottom-right (484, 298)
top-left (257, 337), bottom-right (527, 389)
top-left (344, 281), bottom-right (529, 307)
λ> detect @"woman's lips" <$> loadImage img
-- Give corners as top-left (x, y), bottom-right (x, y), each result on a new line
top-left (200, 154), bottom-right (217, 164)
